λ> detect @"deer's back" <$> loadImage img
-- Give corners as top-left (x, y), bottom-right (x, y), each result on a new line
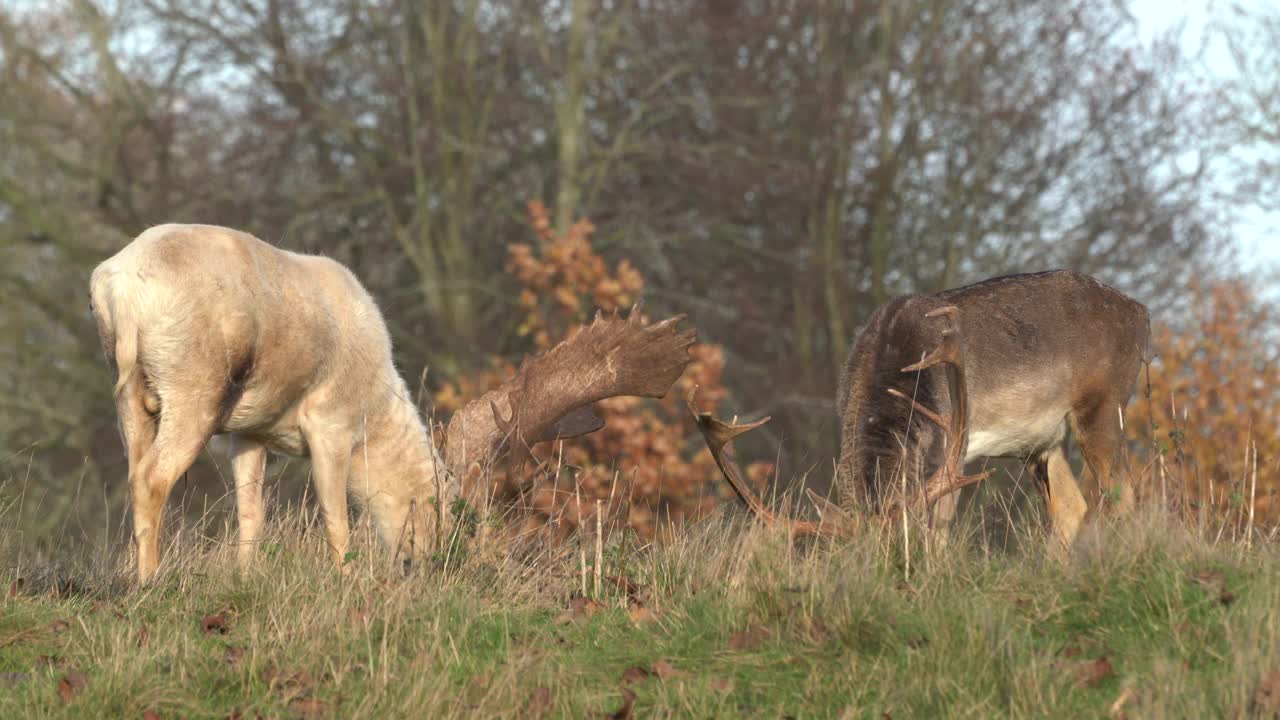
top-left (940, 270), bottom-right (1148, 403)
top-left (91, 224), bottom-right (398, 440)
top-left (838, 270), bottom-right (1149, 474)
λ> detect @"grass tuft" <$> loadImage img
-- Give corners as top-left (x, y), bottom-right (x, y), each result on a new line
top-left (3, 502), bottom-right (1280, 718)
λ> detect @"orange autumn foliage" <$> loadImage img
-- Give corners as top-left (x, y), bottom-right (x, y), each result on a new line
top-left (435, 201), bottom-right (771, 540)
top-left (1125, 279), bottom-right (1280, 527)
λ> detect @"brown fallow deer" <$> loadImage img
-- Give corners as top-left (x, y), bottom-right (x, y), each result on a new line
top-left (91, 224), bottom-right (695, 583)
top-left (690, 270), bottom-right (1150, 549)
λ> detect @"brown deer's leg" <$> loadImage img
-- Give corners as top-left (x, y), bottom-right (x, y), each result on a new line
top-left (229, 435), bottom-right (268, 567)
top-left (1032, 444), bottom-right (1088, 552)
top-left (1070, 395), bottom-right (1133, 514)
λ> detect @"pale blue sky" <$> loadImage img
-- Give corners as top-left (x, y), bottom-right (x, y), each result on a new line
top-left (1130, 0), bottom-right (1279, 268)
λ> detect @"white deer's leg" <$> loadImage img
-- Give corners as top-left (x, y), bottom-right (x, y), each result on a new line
top-left (229, 435), bottom-right (268, 567)
top-left (114, 371), bottom-right (157, 479)
top-left (302, 425), bottom-right (353, 570)
top-left (131, 400), bottom-right (217, 583)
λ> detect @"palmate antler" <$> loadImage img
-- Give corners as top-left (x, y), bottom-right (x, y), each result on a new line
top-left (689, 305), bottom-right (988, 535)
top-left (444, 305), bottom-right (696, 498)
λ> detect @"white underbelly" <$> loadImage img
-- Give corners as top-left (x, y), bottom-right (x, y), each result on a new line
top-left (964, 408), bottom-right (1068, 462)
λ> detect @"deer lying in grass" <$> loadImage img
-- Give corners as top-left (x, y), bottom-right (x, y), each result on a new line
top-left (691, 270), bottom-right (1150, 549)
top-left (91, 223), bottom-right (695, 583)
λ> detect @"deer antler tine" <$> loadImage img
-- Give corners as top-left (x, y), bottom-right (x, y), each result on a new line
top-left (649, 313), bottom-right (687, 332)
top-left (886, 387), bottom-right (950, 430)
top-left (489, 397), bottom-right (514, 435)
top-left (925, 468), bottom-right (992, 506)
top-left (901, 305), bottom-right (962, 373)
top-left (687, 386), bottom-right (839, 538)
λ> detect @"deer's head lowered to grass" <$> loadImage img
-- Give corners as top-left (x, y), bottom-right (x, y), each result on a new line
top-left (90, 224), bottom-right (695, 583)
top-left (443, 307), bottom-right (698, 501)
top-left (691, 270), bottom-right (1150, 548)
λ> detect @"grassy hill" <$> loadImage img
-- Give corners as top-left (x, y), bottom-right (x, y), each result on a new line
top-left (3, 504), bottom-right (1279, 719)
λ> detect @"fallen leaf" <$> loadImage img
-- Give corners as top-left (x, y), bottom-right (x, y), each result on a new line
top-left (604, 688), bottom-right (636, 720)
top-left (143, 710), bottom-right (162, 720)
top-left (555, 597), bottom-right (606, 625)
top-left (57, 669), bottom-right (87, 703)
top-left (524, 686), bottom-right (553, 720)
top-left (1189, 568), bottom-right (1225, 588)
top-left (807, 619), bottom-right (832, 645)
top-left (136, 624), bottom-right (150, 649)
top-left (1074, 656), bottom-right (1115, 688)
top-left (289, 697), bottom-right (328, 717)
top-left (36, 655), bottom-right (64, 670)
top-left (621, 666), bottom-right (650, 684)
top-left (467, 673), bottom-right (492, 695)
top-left (347, 607), bottom-right (370, 627)
top-left (261, 665), bottom-right (315, 702)
top-left (606, 575), bottom-right (640, 598)
top-left (711, 677), bottom-right (732, 692)
top-left (1189, 569), bottom-right (1235, 605)
top-left (202, 614), bottom-right (229, 635)
top-left (224, 646), bottom-right (247, 667)
top-left (48, 620), bottom-right (70, 634)
top-left (1059, 644), bottom-right (1083, 659)
top-left (627, 606), bottom-right (656, 624)
top-left (650, 660), bottom-right (682, 680)
top-left (728, 625), bottom-right (772, 651)
top-left (1252, 669), bottom-right (1280, 716)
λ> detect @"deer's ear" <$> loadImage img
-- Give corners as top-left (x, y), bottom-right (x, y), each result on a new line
top-left (538, 404), bottom-right (605, 442)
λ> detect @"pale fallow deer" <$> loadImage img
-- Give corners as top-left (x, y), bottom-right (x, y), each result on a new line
top-left (91, 223), bottom-right (695, 583)
top-left (690, 270), bottom-right (1150, 549)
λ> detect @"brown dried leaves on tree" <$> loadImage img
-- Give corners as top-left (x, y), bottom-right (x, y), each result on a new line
top-left (1125, 280), bottom-right (1280, 527)
top-left (436, 201), bottom-right (771, 540)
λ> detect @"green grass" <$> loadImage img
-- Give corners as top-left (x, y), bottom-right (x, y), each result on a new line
top-left (2, 507), bottom-right (1280, 718)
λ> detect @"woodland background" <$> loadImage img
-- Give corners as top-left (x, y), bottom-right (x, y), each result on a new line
top-left (3, 0), bottom-right (1280, 546)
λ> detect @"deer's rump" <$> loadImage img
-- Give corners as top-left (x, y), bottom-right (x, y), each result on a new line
top-left (89, 224), bottom-right (381, 453)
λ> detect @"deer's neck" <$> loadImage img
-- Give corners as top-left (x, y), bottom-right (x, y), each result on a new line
top-left (357, 382), bottom-right (453, 510)
top-left (836, 300), bottom-right (948, 511)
